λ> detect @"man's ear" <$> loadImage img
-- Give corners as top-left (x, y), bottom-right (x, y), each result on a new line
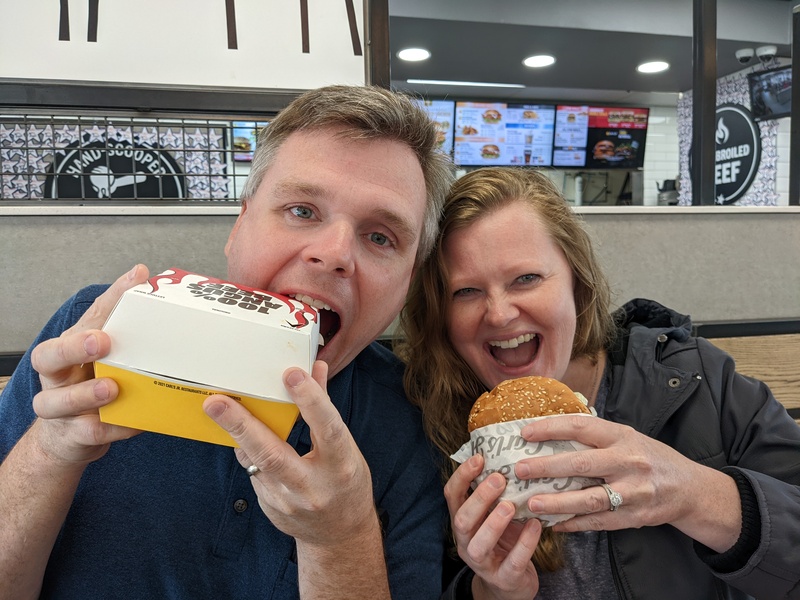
top-left (224, 200), bottom-right (248, 257)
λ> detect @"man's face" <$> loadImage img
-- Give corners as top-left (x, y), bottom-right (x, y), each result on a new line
top-left (225, 127), bottom-right (427, 378)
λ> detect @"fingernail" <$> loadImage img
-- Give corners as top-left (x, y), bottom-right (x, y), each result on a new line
top-left (529, 498), bottom-right (544, 513)
top-left (205, 400), bottom-right (227, 418)
top-left (128, 265), bottom-right (138, 280)
top-left (468, 455), bottom-right (482, 469)
top-left (83, 334), bottom-right (98, 356)
top-left (488, 474), bottom-right (505, 489)
top-left (285, 370), bottom-right (305, 388)
top-left (94, 380), bottom-right (109, 401)
top-left (516, 462), bottom-right (530, 478)
top-left (496, 502), bottom-right (513, 517)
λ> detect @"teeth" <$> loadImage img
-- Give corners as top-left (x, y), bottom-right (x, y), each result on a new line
top-left (290, 293), bottom-right (332, 312)
top-left (489, 333), bottom-right (536, 349)
top-left (318, 336), bottom-right (325, 348)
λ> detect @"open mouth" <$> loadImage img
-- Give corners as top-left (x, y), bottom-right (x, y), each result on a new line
top-left (290, 293), bottom-right (341, 347)
top-left (488, 333), bottom-right (539, 368)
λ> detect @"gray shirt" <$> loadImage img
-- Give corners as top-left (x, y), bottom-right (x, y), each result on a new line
top-left (535, 365), bottom-right (618, 599)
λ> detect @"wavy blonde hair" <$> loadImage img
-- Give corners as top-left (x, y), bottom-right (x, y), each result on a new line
top-left (396, 167), bottom-right (614, 571)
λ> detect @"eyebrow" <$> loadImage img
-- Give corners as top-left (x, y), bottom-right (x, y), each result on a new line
top-left (274, 179), bottom-right (419, 247)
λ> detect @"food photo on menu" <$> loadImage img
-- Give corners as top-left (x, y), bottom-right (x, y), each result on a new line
top-left (413, 99), bottom-right (456, 155)
top-left (584, 107), bottom-right (648, 169)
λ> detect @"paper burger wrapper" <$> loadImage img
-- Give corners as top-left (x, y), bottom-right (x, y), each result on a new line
top-left (451, 414), bottom-right (601, 527)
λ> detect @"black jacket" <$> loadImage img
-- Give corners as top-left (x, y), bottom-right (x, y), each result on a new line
top-left (445, 299), bottom-right (800, 599)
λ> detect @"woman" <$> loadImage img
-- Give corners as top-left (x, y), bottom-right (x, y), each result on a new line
top-left (397, 167), bottom-right (800, 599)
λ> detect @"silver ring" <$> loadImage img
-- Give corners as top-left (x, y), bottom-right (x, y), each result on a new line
top-left (601, 483), bottom-right (623, 512)
top-left (246, 465), bottom-right (260, 477)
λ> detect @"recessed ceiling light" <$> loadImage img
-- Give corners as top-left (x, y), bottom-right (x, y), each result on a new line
top-left (407, 79), bottom-right (525, 88)
top-left (637, 61), bottom-right (669, 73)
top-left (523, 55), bottom-right (556, 68)
top-left (397, 48), bottom-right (431, 62)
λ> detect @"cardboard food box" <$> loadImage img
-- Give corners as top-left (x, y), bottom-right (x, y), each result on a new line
top-left (96, 268), bottom-right (320, 447)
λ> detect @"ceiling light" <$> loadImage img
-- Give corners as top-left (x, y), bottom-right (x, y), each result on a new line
top-left (637, 61), bottom-right (669, 73)
top-left (397, 48), bottom-right (431, 62)
top-left (523, 55), bottom-right (556, 68)
top-left (407, 79), bottom-right (525, 88)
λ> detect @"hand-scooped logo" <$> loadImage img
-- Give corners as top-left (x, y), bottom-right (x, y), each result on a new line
top-left (45, 133), bottom-right (185, 199)
top-left (713, 104), bottom-right (761, 205)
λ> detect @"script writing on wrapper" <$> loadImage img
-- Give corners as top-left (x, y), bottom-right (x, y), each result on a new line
top-left (452, 376), bottom-right (601, 526)
top-left (96, 268), bottom-right (320, 447)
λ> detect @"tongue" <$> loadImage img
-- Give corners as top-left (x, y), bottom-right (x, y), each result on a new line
top-left (490, 339), bottom-right (537, 368)
top-left (319, 309), bottom-right (340, 343)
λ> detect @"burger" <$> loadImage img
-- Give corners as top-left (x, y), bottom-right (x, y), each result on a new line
top-left (482, 109), bottom-right (502, 124)
top-left (592, 140), bottom-right (616, 160)
top-left (455, 375), bottom-right (599, 525)
top-left (468, 376), bottom-right (590, 432)
top-left (480, 144), bottom-right (501, 160)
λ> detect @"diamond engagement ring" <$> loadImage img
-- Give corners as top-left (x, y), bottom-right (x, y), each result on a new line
top-left (601, 483), bottom-right (623, 512)
top-left (246, 465), bottom-right (260, 477)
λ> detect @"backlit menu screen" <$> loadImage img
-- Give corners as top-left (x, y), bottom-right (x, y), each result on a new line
top-left (553, 105), bottom-right (649, 169)
top-left (454, 102), bottom-right (555, 167)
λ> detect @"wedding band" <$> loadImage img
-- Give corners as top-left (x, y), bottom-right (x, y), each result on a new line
top-left (601, 483), bottom-right (623, 512)
top-left (246, 465), bottom-right (260, 477)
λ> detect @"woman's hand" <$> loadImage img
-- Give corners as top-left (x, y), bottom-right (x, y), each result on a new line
top-left (516, 415), bottom-right (742, 553)
top-left (445, 454), bottom-right (541, 600)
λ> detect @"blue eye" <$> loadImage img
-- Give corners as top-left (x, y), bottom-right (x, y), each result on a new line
top-left (369, 232), bottom-right (390, 246)
top-left (517, 274), bottom-right (540, 284)
top-left (290, 206), bottom-right (313, 219)
top-left (453, 287), bottom-right (478, 298)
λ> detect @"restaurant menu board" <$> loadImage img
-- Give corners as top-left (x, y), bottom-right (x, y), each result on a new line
top-left (454, 102), bottom-right (555, 167)
top-left (414, 99), bottom-right (456, 155)
top-left (553, 106), bottom-right (649, 169)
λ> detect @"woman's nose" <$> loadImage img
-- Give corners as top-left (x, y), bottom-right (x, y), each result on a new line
top-left (484, 295), bottom-right (519, 327)
top-left (304, 221), bottom-right (356, 276)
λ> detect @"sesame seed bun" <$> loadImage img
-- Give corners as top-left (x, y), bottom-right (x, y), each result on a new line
top-left (467, 376), bottom-right (590, 432)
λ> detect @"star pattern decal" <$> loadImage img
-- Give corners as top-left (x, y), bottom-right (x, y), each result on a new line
top-left (81, 124), bottom-right (106, 143)
top-left (1, 117), bottom-right (239, 201)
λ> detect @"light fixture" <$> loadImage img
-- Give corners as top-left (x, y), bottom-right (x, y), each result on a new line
top-left (397, 48), bottom-right (431, 62)
top-left (523, 54), bottom-right (556, 68)
top-left (406, 79), bottom-right (525, 89)
top-left (637, 61), bottom-right (669, 74)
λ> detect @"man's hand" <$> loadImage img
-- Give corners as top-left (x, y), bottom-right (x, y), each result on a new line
top-left (29, 264), bottom-right (148, 466)
top-left (204, 360), bottom-right (389, 599)
top-left (0, 265), bottom-right (149, 600)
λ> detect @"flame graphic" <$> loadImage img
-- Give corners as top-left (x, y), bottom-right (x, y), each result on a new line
top-left (715, 118), bottom-right (730, 145)
top-left (148, 269), bottom-right (212, 293)
top-left (147, 268), bottom-right (317, 328)
top-left (274, 296), bottom-right (316, 329)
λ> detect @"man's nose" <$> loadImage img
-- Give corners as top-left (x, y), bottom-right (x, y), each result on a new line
top-left (304, 221), bottom-right (356, 276)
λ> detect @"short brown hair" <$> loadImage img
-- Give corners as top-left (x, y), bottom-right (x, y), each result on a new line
top-left (241, 85), bottom-right (454, 263)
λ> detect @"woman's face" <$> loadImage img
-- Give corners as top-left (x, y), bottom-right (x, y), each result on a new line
top-left (443, 200), bottom-right (577, 390)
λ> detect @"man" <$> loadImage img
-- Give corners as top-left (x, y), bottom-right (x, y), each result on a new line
top-left (0, 85), bottom-right (454, 599)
